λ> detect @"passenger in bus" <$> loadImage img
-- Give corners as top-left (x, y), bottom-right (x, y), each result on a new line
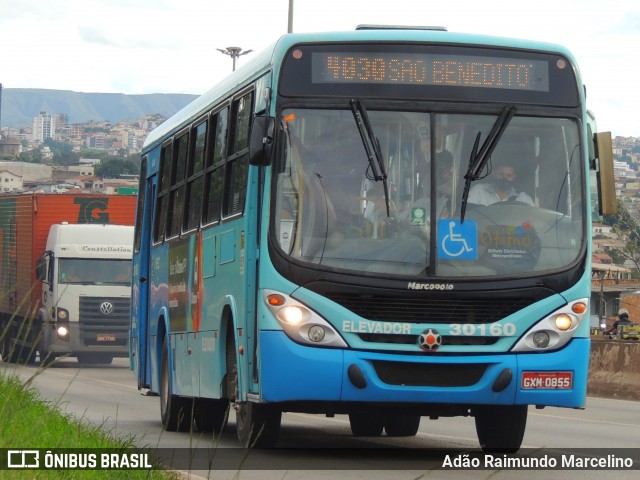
top-left (467, 159), bottom-right (534, 206)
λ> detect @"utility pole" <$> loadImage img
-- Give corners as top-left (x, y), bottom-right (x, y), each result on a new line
top-left (217, 47), bottom-right (253, 72)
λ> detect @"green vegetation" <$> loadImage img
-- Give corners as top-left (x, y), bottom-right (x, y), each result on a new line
top-left (0, 371), bottom-right (178, 479)
top-left (604, 199), bottom-right (640, 276)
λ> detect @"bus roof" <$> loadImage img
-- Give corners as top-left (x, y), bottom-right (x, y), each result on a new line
top-left (143, 28), bottom-right (578, 152)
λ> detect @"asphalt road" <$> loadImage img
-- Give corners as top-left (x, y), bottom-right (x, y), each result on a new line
top-left (2, 357), bottom-right (639, 479)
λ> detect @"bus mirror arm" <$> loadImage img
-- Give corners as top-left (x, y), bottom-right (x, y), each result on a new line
top-left (249, 115), bottom-right (275, 166)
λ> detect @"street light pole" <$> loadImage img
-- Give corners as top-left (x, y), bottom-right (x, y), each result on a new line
top-left (288, 0), bottom-right (294, 33)
top-left (217, 47), bottom-right (253, 72)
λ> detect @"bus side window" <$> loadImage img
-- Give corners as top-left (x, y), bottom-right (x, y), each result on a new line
top-left (224, 92), bottom-right (253, 217)
top-left (154, 141), bottom-right (173, 243)
top-left (203, 107), bottom-right (228, 224)
top-left (185, 119), bottom-right (207, 231)
top-left (168, 131), bottom-right (189, 238)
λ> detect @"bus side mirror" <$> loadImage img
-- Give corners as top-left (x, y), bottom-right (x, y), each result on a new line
top-left (594, 132), bottom-right (617, 216)
top-left (249, 115), bottom-right (275, 166)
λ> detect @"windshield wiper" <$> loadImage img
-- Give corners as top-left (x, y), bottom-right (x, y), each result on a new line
top-left (460, 105), bottom-right (517, 222)
top-left (350, 98), bottom-right (391, 217)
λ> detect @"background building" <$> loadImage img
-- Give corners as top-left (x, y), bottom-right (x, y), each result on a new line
top-left (32, 111), bottom-right (56, 142)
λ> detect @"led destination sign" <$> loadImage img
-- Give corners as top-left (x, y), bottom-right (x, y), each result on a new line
top-left (311, 52), bottom-right (550, 92)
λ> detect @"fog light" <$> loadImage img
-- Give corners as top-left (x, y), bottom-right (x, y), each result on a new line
top-left (308, 325), bottom-right (326, 343)
top-left (57, 325), bottom-right (69, 337)
top-left (532, 331), bottom-right (550, 348)
top-left (281, 306), bottom-right (304, 324)
top-left (555, 314), bottom-right (573, 331)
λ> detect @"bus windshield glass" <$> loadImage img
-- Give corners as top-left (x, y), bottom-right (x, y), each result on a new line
top-left (274, 109), bottom-right (584, 277)
top-left (58, 258), bottom-right (132, 285)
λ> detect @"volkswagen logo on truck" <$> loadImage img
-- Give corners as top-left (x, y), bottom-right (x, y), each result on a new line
top-left (100, 301), bottom-right (114, 315)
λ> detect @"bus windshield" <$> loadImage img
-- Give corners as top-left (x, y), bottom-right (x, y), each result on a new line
top-left (273, 108), bottom-right (584, 277)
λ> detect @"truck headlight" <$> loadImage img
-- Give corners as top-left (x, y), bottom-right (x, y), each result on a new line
top-left (263, 290), bottom-right (347, 348)
top-left (56, 308), bottom-right (70, 339)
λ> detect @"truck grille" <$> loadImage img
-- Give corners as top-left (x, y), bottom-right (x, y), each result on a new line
top-left (79, 296), bottom-right (130, 346)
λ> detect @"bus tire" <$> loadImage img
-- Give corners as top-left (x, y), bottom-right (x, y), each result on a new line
top-left (160, 337), bottom-right (190, 432)
top-left (474, 405), bottom-right (527, 453)
top-left (236, 402), bottom-right (282, 448)
top-left (384, 414), bottom-right (421, 437)
top-left (349, 413), bottom-right (384, 436)
top-left (194, 398), bottom-right (230, 434)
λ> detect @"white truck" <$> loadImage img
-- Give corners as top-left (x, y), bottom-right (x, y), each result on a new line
top-left (35, 223), bottom-right (134, 364)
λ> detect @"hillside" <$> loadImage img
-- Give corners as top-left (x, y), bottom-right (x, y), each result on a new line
top-left (0, 88), bottom-right (199, 128)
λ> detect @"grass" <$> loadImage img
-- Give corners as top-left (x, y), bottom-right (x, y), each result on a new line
top-left (0, 370), bottom-right (180, 479)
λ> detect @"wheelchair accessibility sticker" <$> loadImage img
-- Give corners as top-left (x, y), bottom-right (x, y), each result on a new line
top-left (438, 219), bottom-right (477, 260)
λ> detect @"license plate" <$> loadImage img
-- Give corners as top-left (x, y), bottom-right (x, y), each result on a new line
top-left (97, 334), bottom-right (116, 342)
top-left (522, 371), bottom-right (572, 390)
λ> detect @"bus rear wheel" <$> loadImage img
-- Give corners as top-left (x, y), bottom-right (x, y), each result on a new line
top-left (160, 337), bottom-right (190, 432)
top-left (236, 402), bottom-right (281, 448)
top-left (194, 398), bottom-right (230, 434)
top-left (474, 405), bottom-right (527, 453)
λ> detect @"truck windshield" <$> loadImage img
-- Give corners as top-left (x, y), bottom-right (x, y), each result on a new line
top-left (58, 259), bottom-right (132, 285)
top-left (273, 109), bottom-right (584, 278)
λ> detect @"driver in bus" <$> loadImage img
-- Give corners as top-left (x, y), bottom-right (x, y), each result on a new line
top-left (467, 159), bottom-right (534, 206)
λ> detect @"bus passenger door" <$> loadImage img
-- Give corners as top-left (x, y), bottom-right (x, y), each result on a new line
top-left (132, 158), bottom-right (156, 389)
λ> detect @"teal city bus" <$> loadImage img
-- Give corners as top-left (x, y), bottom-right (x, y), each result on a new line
top-left (130, 26), bottom-right (617, 451)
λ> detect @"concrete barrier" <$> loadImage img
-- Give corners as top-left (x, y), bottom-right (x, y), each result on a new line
top-left (588, 338), bottom-right (640, 401)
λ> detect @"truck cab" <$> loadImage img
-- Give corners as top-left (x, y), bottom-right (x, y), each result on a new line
top-left (36, 223), bottom-right (134, 364)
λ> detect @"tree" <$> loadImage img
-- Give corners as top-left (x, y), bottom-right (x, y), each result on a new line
top-left (94, 158), bottom-right (138, 177)
top-left (607, 199), bottom-right (640, 271)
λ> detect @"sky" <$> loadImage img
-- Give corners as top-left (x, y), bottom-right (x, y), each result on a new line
top-left (1, 0), bottom-right (639, 136)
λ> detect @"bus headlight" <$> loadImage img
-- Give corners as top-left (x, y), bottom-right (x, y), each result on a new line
top-left (264, 290), bottom-right (347, 348)
top-left (555, 314), bottom-right (573, 331)
top-left (281, 306), bottom-right (305, 325)
top-left (512, 298), bottom-right (588, 352)
top-left (532, 331), bottom-right (550, 348)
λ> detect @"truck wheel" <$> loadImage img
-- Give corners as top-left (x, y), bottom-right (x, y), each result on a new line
top-left (349, 413), bottom-right (384, 436)
top-left (160, 337), bottom-right (190, 432)
top-left (384, 414), bottom-right (421, 437)
top-left (475, 405), bottom-right (527, 453)
top-left (236, 402), bottom-right (281, 448)
top-left (194, 398), bottom-right (229, 434)
top-left (39, 351), bottom-right (57, 366)
top-left (2, 326), bottom-right (25, 364)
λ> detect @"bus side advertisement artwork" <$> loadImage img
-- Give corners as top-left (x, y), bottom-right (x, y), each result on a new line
top-left (166, 233), bottom-right (203, 333)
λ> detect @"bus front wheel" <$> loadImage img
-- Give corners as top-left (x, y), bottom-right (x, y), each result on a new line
top-left (474, 405), bottom-right (527, 453)
top-left (384, 414), bottom-right (421, 437)
top-left (236, 402), bottom-right (281, 448)
top-left (349, 413), bottom-right (384, 436)
top-left (160, 337), bottom-right (190, 432)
